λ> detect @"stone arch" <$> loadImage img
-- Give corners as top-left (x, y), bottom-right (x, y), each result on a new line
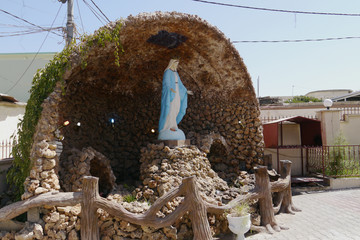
top-left (23, 12), bottom-right (264, 199)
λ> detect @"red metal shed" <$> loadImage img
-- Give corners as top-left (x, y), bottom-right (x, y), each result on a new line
top-left (263, 116), bottom-right (322, 175)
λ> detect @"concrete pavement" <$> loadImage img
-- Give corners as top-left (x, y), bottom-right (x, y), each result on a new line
top-left (245, 188), bottom-right (360, 240)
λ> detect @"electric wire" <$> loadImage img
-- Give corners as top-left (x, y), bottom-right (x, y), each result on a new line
top-left (89, 0), bottom-right (110, 23)
top-left (0, 27), bottom-right (63, 37)
top-left (82, 0), bottom-right (106, 25)
top-left (76, 0), bottom-right (85, 33)
top-left (192, 0), bottom-right (360, 17)
top-left (5, 4), bottom-right (63, 95)
top-left (0, 9), bottom-right (63, 37)
top-left (232, 36), bottom-right (360, 43)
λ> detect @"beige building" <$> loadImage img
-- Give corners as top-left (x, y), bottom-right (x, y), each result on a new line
top-left (0, 52), bottom-right (55, 102)
top-left (305, 89), bottom-right (352, 100)
top-left (0, 94), bottom-right (26, 158)
top-left (261, 101), bottom-right (360, 176)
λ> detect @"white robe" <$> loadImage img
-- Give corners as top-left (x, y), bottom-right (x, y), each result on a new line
top-left (161, 73), bottom-right (180, 131)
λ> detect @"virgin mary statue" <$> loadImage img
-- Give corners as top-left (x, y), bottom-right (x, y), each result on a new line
top-left (158, 59), bottom-right (189, 140)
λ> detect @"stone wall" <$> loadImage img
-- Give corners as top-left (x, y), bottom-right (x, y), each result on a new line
top-left (58, 88), bottom-right (263, 185)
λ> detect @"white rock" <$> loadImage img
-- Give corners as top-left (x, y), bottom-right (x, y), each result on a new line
top-left (43, 159), bottom-right (56, 170)
top-left (37, 140), bottom-right (49, 150)
top-left (42, 149), bottom-right (57, 159)
top-left (34, 187), bottom-right (48, 195)
top-left (33, 224), bottom-right (43, 240)
top-left (49, 212), bottom-right (60, 223)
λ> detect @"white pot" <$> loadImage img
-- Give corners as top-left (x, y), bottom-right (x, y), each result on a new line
top-left (227, 213), bottom-right (251, 240)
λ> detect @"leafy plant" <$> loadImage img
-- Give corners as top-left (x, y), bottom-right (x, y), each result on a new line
top-left (123, 194), bottom-right (136, 203)
top-left (7, 22), bottom-right (124, 201)
top-left (227, 201), bottom-right (250, 217)
top-left (285, 95), bottom-right (322, 103)
top-left (7, 46), bottom-right (74, 200)
top-left (325, 132), bottom-right (360, 177)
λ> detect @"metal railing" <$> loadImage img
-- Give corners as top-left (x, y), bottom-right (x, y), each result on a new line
top-left (340, 106), bottom-right (360, 121)
top-left (260, 105), bottom-right (360, 123)
top-left (261, 115), bottom-right (317, 123)
top-left (306, 145), bottom-right (360, 178)
top-left (0, 139), bottom-right (12, 159)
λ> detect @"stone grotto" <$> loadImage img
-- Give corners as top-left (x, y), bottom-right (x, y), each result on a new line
top-left (1, 11), bottom-right (265, 240)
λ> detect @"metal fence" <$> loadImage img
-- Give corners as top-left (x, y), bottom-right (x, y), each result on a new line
top-left (340, 106), bottom-right (360, 121)
top-left (261, 105), bottom-right (360, 123)
top-left (261, 115), bottom-right (317, 123)
top-left (306, 145), bottom-right (360, 178)
top-left (0, 139), bottom-right (12, 159)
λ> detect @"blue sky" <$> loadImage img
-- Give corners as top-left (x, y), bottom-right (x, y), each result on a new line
top-left (1, 0), bottom-right (360, 97)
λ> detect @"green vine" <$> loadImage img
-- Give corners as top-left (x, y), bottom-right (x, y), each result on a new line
top-left (7, 21), bottom-right (123, 200)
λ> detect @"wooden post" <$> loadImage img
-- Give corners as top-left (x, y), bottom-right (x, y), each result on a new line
top-left (254, 166), bottom-right (280, 233)
top-left (277, 160), bottom-right (301, 214)
top-left (185, 177), bottom-right (213, 240)
top-left (27, 208), bottom-right (40, 222)
top-left (81, 176), bottom-right (100, 240)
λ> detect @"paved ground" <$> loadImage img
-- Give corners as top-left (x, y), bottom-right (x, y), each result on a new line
top-left (243, 188), bottom-right (360, 240)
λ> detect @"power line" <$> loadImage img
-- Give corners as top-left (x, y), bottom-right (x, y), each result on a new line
top-left (192, 0), bottom-right (360, 17)
top-left (0, 9), bottom-right (63, 37)
top-left (82, 0), bottom-right (106, 25)
top-left (0, 27), bottom-right (63, 38)
top-left (89, 0), bottom-right (110, 23)
top-left (76, 0), bottom-right (85, 33)
top-left (232, 36), bottom-right (360, 43)
top-left (5, 5), bottom-right (63, 95)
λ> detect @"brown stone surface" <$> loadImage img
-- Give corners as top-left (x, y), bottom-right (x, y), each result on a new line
top-left (160, 139), bottom-right (191, 148)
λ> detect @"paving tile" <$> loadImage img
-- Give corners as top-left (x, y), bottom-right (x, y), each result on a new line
top-left (246, 188), bottom-right (360, 240)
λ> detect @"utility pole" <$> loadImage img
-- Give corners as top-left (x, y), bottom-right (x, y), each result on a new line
top-left (58, 0), bottom-right (74, 46)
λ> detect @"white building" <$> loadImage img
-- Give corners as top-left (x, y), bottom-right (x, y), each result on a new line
top-left (0, 94), bottom-right (26, 159)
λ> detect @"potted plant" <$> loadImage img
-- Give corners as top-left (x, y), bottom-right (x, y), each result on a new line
top-left (226, 201), bottom-right (251, 240)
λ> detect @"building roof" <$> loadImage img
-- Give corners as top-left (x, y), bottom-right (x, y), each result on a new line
top-left (263, 116), bottom-right (320, 125)
top-left (263, 116), bottom-right (322, 148)
top-left (332, 91), bottom-right (360, 102)
top-left (0, 93), bottom-right (18, 103)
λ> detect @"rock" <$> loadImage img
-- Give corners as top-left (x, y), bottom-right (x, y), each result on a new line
top-left (177, 224), bottom-right (192, 240)
top-left (29, 170), bottom-right (37, 179)
top-left (68, 229), bottom-right (78, 240)
top-left (141, 226), bottom-right (157, 234)
top-left (43, 159), bottom-right (56, 170)
top-left (14, 222), bottom-right (43, 240)
top-left (56, 230), bottom-right (67, 240)
top-left (34, 187), bottom-right (48, 195)
top-left (70, 205), bottom-right (81, 216)
top-left (130, 229), bottom-right (142, 239)
top-left (119, 221), bottom-right (137, 232)
top-left (142, 231), bottom-right (168, 240)
top-left (37, 140), bottom-right (49, 150)
top-left (49, 212), bottom-right (60, 223)
top-left (163, 226), bottom-right (177, 239)
top-left (42, 149), bottom-right (57, 159)
top-left (33, 224), bottom-right (43, 239)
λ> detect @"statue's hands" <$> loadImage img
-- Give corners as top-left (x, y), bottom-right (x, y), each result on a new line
top-left (187, 90), bottom-right (194, 95)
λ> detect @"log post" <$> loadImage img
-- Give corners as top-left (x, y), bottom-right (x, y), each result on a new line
top-left (81, 176), bottom-right (100, 240)
top-left (183, 177), bottom-right (213, 240)
top-left (254, 166), bottom-right (280, 233)
top-left (277, 160), bottom-right (301, 214)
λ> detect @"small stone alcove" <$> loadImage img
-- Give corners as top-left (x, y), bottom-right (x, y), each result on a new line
top-left (59, 147), bottom-right (116, 196)
top-left (24, 12), bottom-right (264, 200)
